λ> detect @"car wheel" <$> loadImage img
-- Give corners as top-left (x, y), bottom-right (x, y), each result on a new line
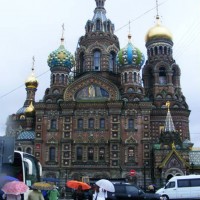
top-left (162, 195), bottom-right (169, 200)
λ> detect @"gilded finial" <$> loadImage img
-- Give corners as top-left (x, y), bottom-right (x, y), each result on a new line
top-left (166, 101), bottom-right (170, 111)
top-left (25, 100), bottom-right (35, 114)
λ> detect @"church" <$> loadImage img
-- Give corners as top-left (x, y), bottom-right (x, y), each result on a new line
top-left (5, 0), bottom-right (196, 187)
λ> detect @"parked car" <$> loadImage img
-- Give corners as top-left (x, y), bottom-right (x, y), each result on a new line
top-left (107, 182), bottom-right (163, 200)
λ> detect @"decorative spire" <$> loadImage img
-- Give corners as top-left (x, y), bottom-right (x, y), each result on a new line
top-left (93, 0), bottom-right (107, 23)
top-left (95, 0), bottom-right (106, 10)
top-left (164, 101), bottom-right (176, 132)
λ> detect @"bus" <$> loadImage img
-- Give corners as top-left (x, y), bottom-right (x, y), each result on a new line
top-left (1, 151), bottom-right (42, 199)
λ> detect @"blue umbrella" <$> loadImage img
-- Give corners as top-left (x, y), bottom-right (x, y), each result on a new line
top-left (0, 175), bottom-right (19, 187)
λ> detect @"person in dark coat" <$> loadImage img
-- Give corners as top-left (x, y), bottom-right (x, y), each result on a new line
top-left (72, 185), bottom-right (84, 200)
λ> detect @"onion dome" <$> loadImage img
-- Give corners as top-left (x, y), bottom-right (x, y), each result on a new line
top-left (145, 16), bottom-right (173, 42)
top-left (25, 101), bottom-right (35, 114)
top-left (25, 65), bottom-right (38, 89)
top-left (47, 38), bottom-right (75, 69)
top-left (117, 34), bottom-right (145, 69)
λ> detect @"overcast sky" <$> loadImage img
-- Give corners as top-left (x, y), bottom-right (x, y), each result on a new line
top-left (0, 0), bottom-right (199, 146)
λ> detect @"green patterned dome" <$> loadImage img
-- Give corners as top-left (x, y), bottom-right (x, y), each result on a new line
top-left (117, 34), bottom-right (145, 69)
top-left (47, 40), bottom-right (74, 69)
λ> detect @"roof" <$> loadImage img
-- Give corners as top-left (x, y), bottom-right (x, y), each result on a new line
top-left (17, 130), bottom-right (35, 140)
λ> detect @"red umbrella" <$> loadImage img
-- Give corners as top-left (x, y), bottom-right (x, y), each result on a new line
top-left (66, 180), bottom-right (91, 190)
top-left (2, 181), bottom-right (29, 195)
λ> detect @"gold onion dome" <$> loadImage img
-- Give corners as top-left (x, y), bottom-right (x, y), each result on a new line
top-left (25, 101), bottom-right (35, 114)
top-left (25, 67), bottom-right (38, 89)
top-left (145, 16), bottom-right (173, 42)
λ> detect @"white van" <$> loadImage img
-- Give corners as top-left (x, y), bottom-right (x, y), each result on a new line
top-left (156, 175), bottom-right (200, 199)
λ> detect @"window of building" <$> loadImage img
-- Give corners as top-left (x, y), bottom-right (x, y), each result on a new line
top-left (96, 19), bottom-right (101, 31)
top-left (61, 74), bottom-right (64, 84)
top-left (100, 118), bottom-right (105, 129)
top-left (26, 147), bottom-right (32, 154)
top-left (49, 147), bottom-right (56, 161)
top-left (109, 52), bottom-right (116, 72)
top-left (88, 147), bottom-right (94, 160)
top-left (78, 119), bottom-right (83, 129)
top-left (99, 147), bottom-right (105, 160)
top-left (88, 118), bottom-right (94, 129)
top-left (50, 119), bottom-right (57, 129)
top-left (159, 67), bottom-right (167, 85)
top-left (93, 50), bottom-right (101, 71)
top-left (77, 147), bottom-right (83, 160)
top-left (52, 74), bottom-right (55, 84)
top-left (80, 52), bottom-right (85, 73)
top-left (134, 72), bottom-right (137, 82)
top-left (128, 119), bottom-right (134, 129)
top-left (124, 73), bottom-right (127, 83)
top-left (128, 147), bottom-right (134, 161)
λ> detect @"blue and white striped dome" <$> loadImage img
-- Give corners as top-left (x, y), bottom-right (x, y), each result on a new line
top-left (117, 34), bottom-right (145, 69)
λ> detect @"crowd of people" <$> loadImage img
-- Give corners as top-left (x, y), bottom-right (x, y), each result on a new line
top-left (0, 185), bottom-right (60, 200)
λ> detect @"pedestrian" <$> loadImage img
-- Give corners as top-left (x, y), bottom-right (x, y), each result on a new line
top-left (28, 188), bottom-right (44, 200)
top-left (0, 190), bottom-right (4, 200)
top-left (47, 186), bottom-right (60, 200)
top-left (2, 194), bottom-right (21, 200)
top-left (93, 185), bottom-right (107, 200)
top-left (148, 184), bottom-right (155, 193)
top-left (72, 185), bottom-right (84, 200)
top-left (41, 190), bottom-right (48, 200)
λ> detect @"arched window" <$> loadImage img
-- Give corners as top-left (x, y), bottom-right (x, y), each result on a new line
top-left (93, 50), bottom-right (101, 71)
top-left (134, 72), bottom-right (137, 82)
top-left (51, 119), bottom-right (57, 129)
top-left (109, 52), bottom-right (116, 72)
top-left (159, 67), bottom-right (167, 85)
top-left (78, 119), bottom-right (83, 129)
top-left (96, 19), bottom-right (101, 31)
top-left (61, 74), bottom-right (64, 84)
top-left (155, 47), bottom-right (158, 55)
top-left (159, 46), bottom-right (163, 54)
top-left (88, 147), bottom-right (94, 160)
top-left (80, 52), bottom-right (85, 73)
top-left (77, 147), bottom-right (83, 160)
top-left (124, 73), bottom-right (128, 83)
top-left (49, 147), bottom-right (55, 161)
top-left (100, 118), bottom-right (105, 129)
top-left (88, 118), bottom-right (94, 129)
top-left (128, 147), bottom-right (135, 161)
top-left (17, 147), bottom-right (22, 151)
top-left (99, 147), bottom-right (105, 160)
top-left (52, 74), bottom-right (55, 84)
top-left (128, 119), bottom-right (134, 129)
top-left (26, 147), bottom-right (32, 154)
